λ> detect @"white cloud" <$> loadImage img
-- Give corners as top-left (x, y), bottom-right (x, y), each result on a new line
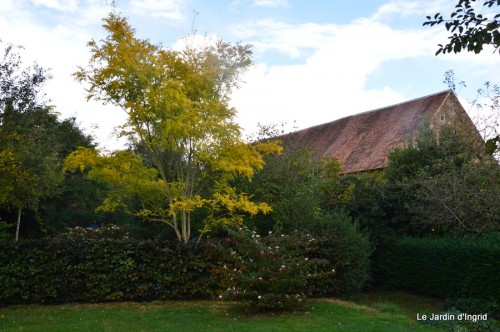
top-left (228, 0), bottom-right (500, 137)
top-left (31, 0), bottom-right (78, 12)
top-left (229, 16), bottom-right (449, 136)
top-left (232, 20), bottom-right (338, 58)
top-left (252, 0), bottom-right (288, 8)
top-left (129, 0), bottom-right (185, 20)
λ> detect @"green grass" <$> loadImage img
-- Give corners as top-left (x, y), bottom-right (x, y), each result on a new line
top-left (0, 299), bottom-right (441, 332)
top-left (353, 290), bottom-right (445, 319)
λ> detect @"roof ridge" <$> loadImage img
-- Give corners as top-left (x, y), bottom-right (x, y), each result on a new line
top-left (291, 89), bottom-right (452, 134)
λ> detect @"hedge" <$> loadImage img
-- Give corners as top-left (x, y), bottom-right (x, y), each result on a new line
top-left (376, 233), bottom-right (500, 302)
top-left (0, 239), bottom-right (222, 305)
top-left (0, 226), bottom-right (371, 307)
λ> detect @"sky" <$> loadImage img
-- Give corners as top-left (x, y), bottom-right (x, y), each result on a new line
top-left (1, 0), bottom-right (499, 150)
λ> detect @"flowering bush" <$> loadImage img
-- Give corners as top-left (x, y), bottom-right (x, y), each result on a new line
top-left (217, 228), bottom-right (334, 311)
top-left (58, 224), bottom-right (129, 240)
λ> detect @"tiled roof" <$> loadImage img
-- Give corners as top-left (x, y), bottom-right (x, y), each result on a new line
top-left (281, 90), bottom-right (453, 173)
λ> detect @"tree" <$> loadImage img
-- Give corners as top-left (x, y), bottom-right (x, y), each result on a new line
top-left (0, 42), bottom-right (65, 241)
top-left (71, 12), bottom-right (280, 243)
top-left (424, 0), bottom-right (500, 55)
top-left (234, 123), bottom-right (356, 235)
top-left (385, 121), bottom-right (499, 235)
top-left (236, 130), bottom-right (322, 234)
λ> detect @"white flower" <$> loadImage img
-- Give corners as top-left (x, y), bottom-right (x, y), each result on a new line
top-left (258, 295), bottom-right (262, 299)
top-left (219, 295), bottom-right (223, 299)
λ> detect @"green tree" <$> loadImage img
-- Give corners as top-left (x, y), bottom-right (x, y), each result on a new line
top-left (235, 124), bottom-right (354, 235)
top-left (0, 42), bottom-right (65, 241)
top-left (424, 0), bottom-right (500, 55)
top-left (385, 122), bottom-right (499, 235)
top-left (237, 135), bottom-right (322, 234)
top-left (71, 12), bottom-right (280, 243)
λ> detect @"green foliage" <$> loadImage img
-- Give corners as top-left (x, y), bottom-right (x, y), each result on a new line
top-left (311, 211), bottom-right (372, 297)
top-left (331, 172), bottom-right (416, 246)
top-left (0, 237), bottom-right (224, 305)
top-left (216, 218), bottom-right (371, 311)
top-left (216, 228), bottom-right (333, 312)
top-left (0, 41), bottom-right (98, 240)
top-left (423, 0), bottom-right (500, 55)
top-left (236, 126), bottom-right (354, 236)
top-left (385, 121), bottom-right (499, 236)
top-left (376, 233), bottom-right (500, 317)
top-left (0, 218), bottom-right (13, 240)
top-left (0, 42), bottom-right (71, 240)
top-left (235, 136), bottom-right (322, 234)
top-left (0, 222), bottom-right (370, 308)
top-left (445, 297), bottom-right (499, 319)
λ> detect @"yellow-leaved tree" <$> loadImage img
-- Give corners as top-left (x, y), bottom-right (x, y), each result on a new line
top-left (66, 12), bottom-right (280, 243)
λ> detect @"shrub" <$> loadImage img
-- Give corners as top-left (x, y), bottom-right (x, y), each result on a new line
top-left (216, 218), bottom-right (371, 312)
top-left (310, 211), bottom-right (372, 297)
top-left (216, 229), bottom-right (333, 311)
top-left (376, 233), bottom-right (500, 317)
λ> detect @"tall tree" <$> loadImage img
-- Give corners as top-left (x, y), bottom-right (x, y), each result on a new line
top-left (71, 13), bottom-right (280, 243)
top-left (0, 42), bottom-right (64, 240)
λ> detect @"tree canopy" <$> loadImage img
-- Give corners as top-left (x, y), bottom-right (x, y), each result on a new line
top-left (0, 42), bottom-right (65, 240)
top-left (70, 12), bottom-right (280, 243)
top-left (424, 0), bottom-right (500, 55)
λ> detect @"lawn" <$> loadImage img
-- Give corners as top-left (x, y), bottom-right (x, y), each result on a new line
top-left (0, 298), bottom-right (442, 332)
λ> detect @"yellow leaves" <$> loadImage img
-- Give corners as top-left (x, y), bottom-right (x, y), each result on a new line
top-left (255, 140), bottom-right (283, 155)
top-left (74, 12), bottom-right (275, 242)
top-left (210, 185), bottom-right (272, 216)
top-left (64, 146), bottom-right (99, 172)
top-left (169, 195), bottom-right (207, 216)
top-left (212, 140), bottom-right (282, 179)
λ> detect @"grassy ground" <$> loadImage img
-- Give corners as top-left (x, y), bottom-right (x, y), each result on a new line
top-left (353, 290), bottom-right (445, 319)
top-left (0, 298), bottom-right (442, 332)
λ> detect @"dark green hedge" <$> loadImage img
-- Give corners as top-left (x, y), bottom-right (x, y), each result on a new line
top-left (376, 233), bottom-right (500, 301)
top-left (0, 226), bottom-right (371, 307)
top-left (0, 239), bottom-right (222, 305)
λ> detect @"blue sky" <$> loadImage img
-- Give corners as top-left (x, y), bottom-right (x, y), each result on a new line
top-left (1, 0), bottom-right (499, 149)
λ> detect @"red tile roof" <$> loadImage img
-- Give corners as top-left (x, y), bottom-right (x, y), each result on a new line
top-left (281, 90), bottom-right (454, 173)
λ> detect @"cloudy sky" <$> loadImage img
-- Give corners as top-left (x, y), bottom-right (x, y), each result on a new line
top-left (1, 0), bottom-right (499, 149)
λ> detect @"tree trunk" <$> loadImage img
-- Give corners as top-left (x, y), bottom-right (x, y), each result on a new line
top-left (15, 207), bottom-right (21, 242)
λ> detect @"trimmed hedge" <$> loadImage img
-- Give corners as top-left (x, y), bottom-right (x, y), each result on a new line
top-left (0, 226), bottom-right (371, 307)
top-left (376, 233), bottom-right (500, 303)
top-left (0, 239), bottom-right (222, 305)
